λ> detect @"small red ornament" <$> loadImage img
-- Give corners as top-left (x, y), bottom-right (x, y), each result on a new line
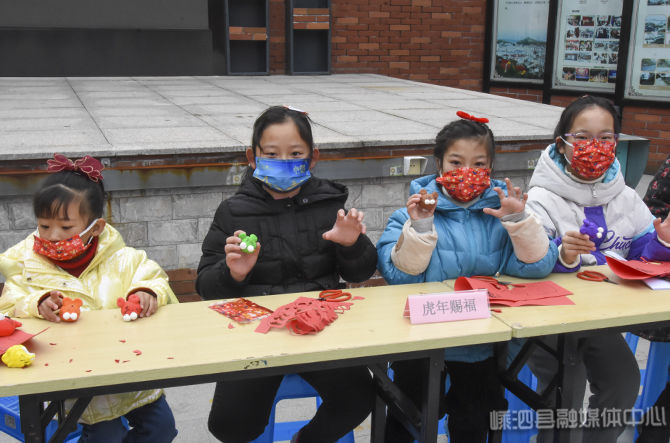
top-left (117, 294), bottom-right (142, 321)
top-left (60, 297), bottom-right (83, 322)
top-left (0, 314), bottom-right (22, 337)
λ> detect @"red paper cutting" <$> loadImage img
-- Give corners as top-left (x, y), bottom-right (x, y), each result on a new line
top-left (353, 296), bottom-right (365, 300)
top-left (133, 350), bottom-right (142, 356)
top-left (255, 296), bottom-right (353, 335)
top-left (228, 323), bottom-right (234, 329)
top-left (605, 256), bottom-right (670, 280)
top-left (454, 277), bottom-right (574, 306)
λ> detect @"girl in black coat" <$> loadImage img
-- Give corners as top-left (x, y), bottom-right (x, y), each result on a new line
top-left (197, 106), bottom-right (377, 443)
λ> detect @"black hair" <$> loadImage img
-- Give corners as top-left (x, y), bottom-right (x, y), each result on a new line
top-left (33, 170), bottom-right (105, 223)
top-left (243, 106), bottom-right (315, 182)
top-left (251, 106), bottom-right (314, 153)
top-left (434, 118), bottom-right (496, 170)
top-left (554, 95), bottom-right (621, 149)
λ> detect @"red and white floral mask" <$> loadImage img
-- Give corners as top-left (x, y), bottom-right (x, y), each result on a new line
top-left (436, 167), bottom-right (491, 202)
top-left (33, 219), bottom-right (98, 261)
top-left (562, 138), bottom-right (616, 180)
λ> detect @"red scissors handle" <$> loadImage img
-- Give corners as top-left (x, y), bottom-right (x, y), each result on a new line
top-left (318, 289), bottom-right (352, 302)
top-left (577, 270), bottom-right (618, 284)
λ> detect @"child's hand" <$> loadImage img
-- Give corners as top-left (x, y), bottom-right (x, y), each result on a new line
top-left (38, 291), bottom-right (63, 322)
top-left (133, 291), bottom-right (157, 318)
top-left (323, 208), bottom-right (366, 247)
top-left (654, 217), bottom-right (670, 245)
top-left (560, 231), bottom-right (595, 264)
top-left (407, 194), bottom-right (436, 220)
top-left (483, 178), bottom-right (528, 219)
top-left (225, 230), bottom-right (260, 282)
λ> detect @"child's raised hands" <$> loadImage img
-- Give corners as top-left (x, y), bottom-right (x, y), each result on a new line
top-left (653, 216), bottom-right (670, 245)
top-left (483, 178), bottom-right (528, 219)
top-left (225, 230), bottom-right (261, 282)
top-left (38, 290), bottom-right (63, 322)
top-left (322, 208), bottom-right (366, 247)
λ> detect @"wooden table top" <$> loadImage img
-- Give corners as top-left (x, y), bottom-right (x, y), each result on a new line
top-left (0, 281), bottom-right (512, 396)
top-left (444, 265), bottom-right (670, 338)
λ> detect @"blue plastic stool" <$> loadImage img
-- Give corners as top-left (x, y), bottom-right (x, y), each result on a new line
top-left (501, 365), bottom-right (539, 443)
top-left (625, 332), bottom-right (670, 440)
top-left (0, 396), bottom-right (82, 442)
top-left (250, 374), bottom-right (355, 443)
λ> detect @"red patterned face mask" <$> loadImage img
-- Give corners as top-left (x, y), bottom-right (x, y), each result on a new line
top-left (563, 139), bottom-right (616, 180)
top-left (436, 167), bottom-right (491, 202)
top-left (33, 220), bottom-right (97, 261)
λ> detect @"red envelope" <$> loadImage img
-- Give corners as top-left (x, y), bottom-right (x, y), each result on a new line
top-left (0, 327), bottom-right (48, 354)
top-left (454, 277), bottom-right (574, 307)
top-left (605, 256), bottom-right (670, 280)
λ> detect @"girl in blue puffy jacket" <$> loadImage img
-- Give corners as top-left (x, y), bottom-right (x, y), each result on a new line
top-left (377, 113), bottom-right (559, 442)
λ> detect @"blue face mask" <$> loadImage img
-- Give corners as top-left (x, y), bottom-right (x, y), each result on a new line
top-left (252, 157), bottom-right (312, 192)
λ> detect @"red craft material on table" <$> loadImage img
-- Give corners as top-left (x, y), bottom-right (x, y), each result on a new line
top-left (454, 276), bottom-right (574, 307)
top-left (255, 290), bottom-right (354, 335)
top-left (605, 256), bottom-right (670, 280)
top-left (209, 298), bottom-right (273, 323)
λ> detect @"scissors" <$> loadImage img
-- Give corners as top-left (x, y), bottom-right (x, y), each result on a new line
top-left (576, 270), bottom-right (618, 285)
top-left (471, 276), bottom-right (523, 290)
top-left (318, 289), bottom-right (352, 302)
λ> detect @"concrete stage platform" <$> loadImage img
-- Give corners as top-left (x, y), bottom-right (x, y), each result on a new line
top-left (0, 73), bottom-right (565, 161)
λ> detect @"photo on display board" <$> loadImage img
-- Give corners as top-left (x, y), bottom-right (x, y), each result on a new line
top-left (563, 67), bottom-right (576, 79)
top-left (565, 52), bottom-right (579, 61)
top-left (580, 40), bottom-right (593, 51)
top-left (581, 27), bottom-right (595, 38)
top-left (596, 27), bottom-right (610, 38)
top-left (568, 15), bottom-right (581, 26)
top-left (492, 0), bottom-right (549, 81)
top-left (609, 53), bottom-right (618, 63)
top-left (625, 0), bottom-right (670, 98)
top-left (581, 16), bottom-right (595, 26)
top-left (611, 28), bottom-right (621, 38)
top-left (644, 15), bottom-right (667, 45)
top-left (608, 69), bottom-right (617, 82)
top-left (576, 67), bottom-right (590, 80)
top-left (609, 41), bottom-right (620, 51)
top-left (567, 27), bottom-right (580, 38)
top-left (656, 72), bottom-right (670, 85)
top-left (590, 68), bottom-right (608, 82)
top-left (578, 52), bottom-right (592, 61)
top-left (566, 40), bottom-right (580, 50)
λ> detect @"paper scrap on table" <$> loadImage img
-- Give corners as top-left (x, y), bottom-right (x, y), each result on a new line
top-left (606, 255), bottom-right (670, 280)
top-left (0, 327), bottom-right (48, 355)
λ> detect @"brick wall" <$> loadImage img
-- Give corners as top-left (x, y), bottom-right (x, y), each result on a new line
top-left (330, 0), bottom-right (486, 89)
top-left (622, 106), bottom-right (670, 173)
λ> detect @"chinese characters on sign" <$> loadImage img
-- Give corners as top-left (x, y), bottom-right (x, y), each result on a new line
top-left (404, 289), bottom-right (490, 324)
top-left (490, 407), bottom-right (666, 431)
top-left (553, 0), bottom-right (623, 90)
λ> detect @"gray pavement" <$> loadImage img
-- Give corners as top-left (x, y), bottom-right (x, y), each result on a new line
top-left (0, 74), bottom-right (565, 161)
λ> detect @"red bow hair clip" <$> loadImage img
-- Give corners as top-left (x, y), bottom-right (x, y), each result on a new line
top-left (456, 111), bottom-right (489, 124)
top-left (47, 154), bottom-right (104, 182)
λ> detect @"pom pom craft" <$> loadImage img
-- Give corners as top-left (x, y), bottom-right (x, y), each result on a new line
top-left (580, 219), bottom-right (604, 242)
top-left (238, 233), bottom-right (258, 254)
top-left (59, 297), bottom-right (83, 322)
top-left (418, 189), bottom-right (438, 210)
top-left (0, 314), bottom-right (22, 337)
top-left (1, 344), bottom-right (35, 368)
top-left (117, 294), bottom-right (142, 321)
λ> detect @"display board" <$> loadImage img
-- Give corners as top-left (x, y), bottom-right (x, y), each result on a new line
top-left (490, 0), bottom-right (550, 83)
top-left (552, 0), bottom-right (623, 90)
top-left (625, 0), bottom-right (670, 100)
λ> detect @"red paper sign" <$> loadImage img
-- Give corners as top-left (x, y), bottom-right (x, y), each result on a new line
top-left (454, 277), bottom-right (574, 307)
top-left (605, 256), bottom-right (670, 280)
top-left (209, 298), bottom-right (273, 323)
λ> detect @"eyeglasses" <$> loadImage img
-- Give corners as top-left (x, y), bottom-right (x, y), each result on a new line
top-left (564, 132), bottom-right (619, 142)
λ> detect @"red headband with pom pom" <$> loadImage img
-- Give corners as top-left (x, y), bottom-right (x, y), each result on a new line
top-left (456, 111), bottom-right (489, 124)
top-left (47, 154), bottom-right (104, 182)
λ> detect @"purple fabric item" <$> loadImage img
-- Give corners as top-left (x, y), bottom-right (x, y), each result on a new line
top-left (638, 234), bottom-right (670, 261)
top-left (583, 207), bottom-right (607, 265)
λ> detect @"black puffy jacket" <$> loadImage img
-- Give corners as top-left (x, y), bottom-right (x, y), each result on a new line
top-left (196, 176), bottom-right (377, 299)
